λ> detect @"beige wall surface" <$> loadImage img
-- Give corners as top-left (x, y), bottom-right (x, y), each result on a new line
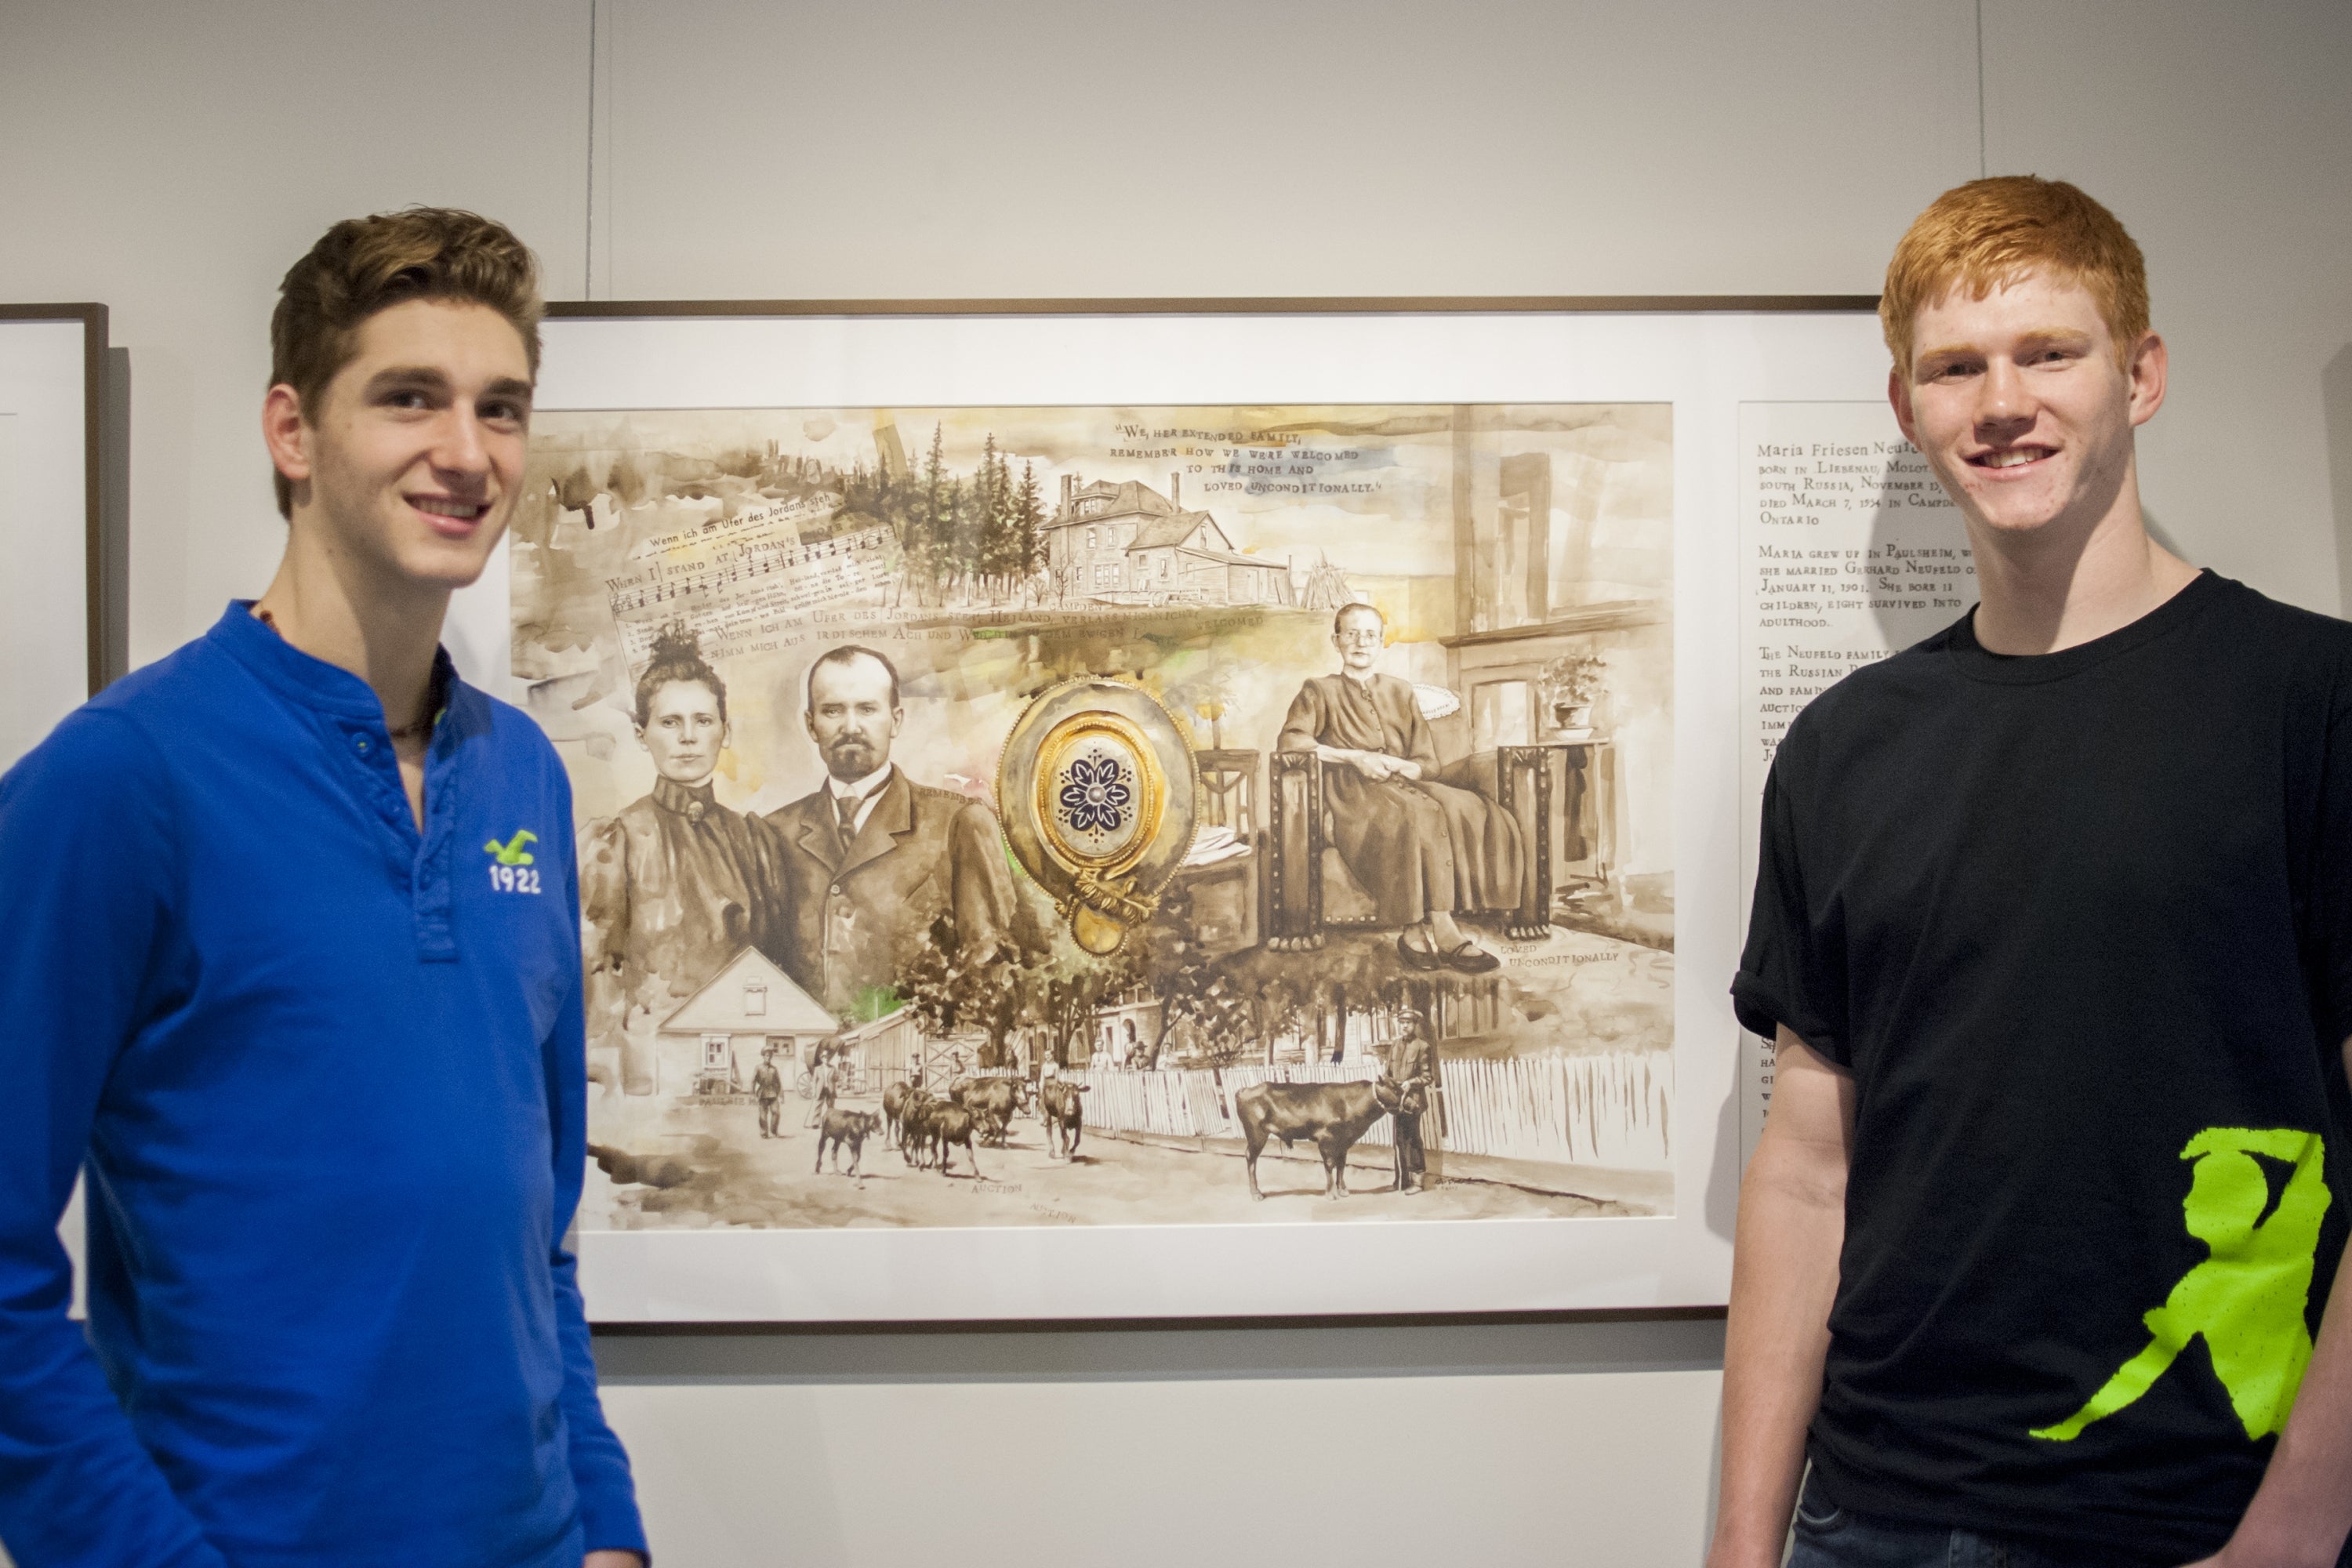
top-left (4, 2), bottom-right (2350, 1565)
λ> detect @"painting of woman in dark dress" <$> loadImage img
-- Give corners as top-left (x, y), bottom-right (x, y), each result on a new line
top-left (1277, 602), bottom-right (1523, 973)
top-left (579, 629), bottom-right (791, 1093)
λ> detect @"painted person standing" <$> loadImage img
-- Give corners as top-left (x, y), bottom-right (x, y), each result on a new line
top-left (753, 1048), bottom-right (785, 1138)
top-left (0, 210), bottom-right (646, 1565)
top-left (1711, 177), bottom-right (2352, 1568)
top-left (805, 1051), bottom-right (839, 1130)
top-left (1385, 1014), bottom-right (1439, 1195)
top-left (579, 626), bottom-right (790, 1093)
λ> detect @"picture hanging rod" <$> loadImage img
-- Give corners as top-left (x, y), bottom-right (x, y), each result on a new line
top-left (547, 294), bottom-right (1882, 320)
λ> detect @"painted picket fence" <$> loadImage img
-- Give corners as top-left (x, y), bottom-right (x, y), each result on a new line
top-left (1075, 1051), bottom-right (1671, 1171)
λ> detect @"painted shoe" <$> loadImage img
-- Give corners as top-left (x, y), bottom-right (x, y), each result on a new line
top-left (1398, 935), bottom-right (1444, 971)
top-left (1441, 942), bottom-right (1501, 975)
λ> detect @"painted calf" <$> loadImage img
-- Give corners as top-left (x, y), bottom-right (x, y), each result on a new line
top-left (1038, 1079), bottom-right (1088, 1161)
top-left (814, 1109), bottom-right (882, 1177)
top-left (882, 1080), bottom-right (916, 1146)
top-left (1233, 1079), bottom-right (1402, 1201)
top-left (920, 1102), bottom-right (983, 1178)
top-left (954, 1076), bottom-right (1027, 1146)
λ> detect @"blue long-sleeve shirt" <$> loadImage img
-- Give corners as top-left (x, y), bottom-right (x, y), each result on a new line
top-left (0, 604), bottom-right (644, 1566)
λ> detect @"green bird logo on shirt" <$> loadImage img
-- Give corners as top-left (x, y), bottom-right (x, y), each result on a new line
top-left (485, 830), bottom-right (537, 866)
top-left (2034, 1127), bottom-right (2331, 1443)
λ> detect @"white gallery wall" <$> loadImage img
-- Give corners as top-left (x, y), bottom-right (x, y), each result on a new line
top-left (4, 2), bottom-right (2350, 1564)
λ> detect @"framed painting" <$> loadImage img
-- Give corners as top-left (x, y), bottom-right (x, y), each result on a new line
top-left (5, 302), bottom-right (113, 1319)
top-left (0, 303), bottom-right (110, 773)
top-left (442, 296), bottom-right (1889, 1322)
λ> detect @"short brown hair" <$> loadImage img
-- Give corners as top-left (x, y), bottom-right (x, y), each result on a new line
top-left (269, 207), bottom-right (543, 516)
top-left (1880, 176), bottom-right (2149, 380)
top-left (804, 644), bottom-right (901, 712)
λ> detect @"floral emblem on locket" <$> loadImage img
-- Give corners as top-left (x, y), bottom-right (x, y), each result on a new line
top-left (1000, 678), bottom-right (1196, 956)
top-left (1057, 753), bottom-right (1132, 835)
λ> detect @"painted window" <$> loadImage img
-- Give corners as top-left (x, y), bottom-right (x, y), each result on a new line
top-left (743, 981), bottom-right (767, 1016)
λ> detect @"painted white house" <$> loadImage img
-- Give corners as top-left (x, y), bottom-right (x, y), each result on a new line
top-left (1046, 477), bottom-right (1291, 607)
top-left (1076, 994), bottom-right (1165, 1067)
top-left (655, 946), bottom-right (837, 1097)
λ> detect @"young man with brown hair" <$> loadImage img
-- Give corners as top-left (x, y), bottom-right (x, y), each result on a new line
top-left (1713, 176), bottom-right (2352, 1567)
top-left (0, 209), bottom-right (648, 1566)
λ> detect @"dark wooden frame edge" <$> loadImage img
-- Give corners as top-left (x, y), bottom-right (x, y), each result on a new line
top-left (0, 303), bottom-right (111, 695)
top-left (549, 294), bottom-right (1878, 319)
top-left (593, 1303), bottom-right (1727, 1337)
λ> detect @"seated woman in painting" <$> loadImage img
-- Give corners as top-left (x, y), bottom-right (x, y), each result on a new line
top-left (1276, 602), bottom-right (1521, 974)
top-left (580, 628), bottom-right (789, 1093)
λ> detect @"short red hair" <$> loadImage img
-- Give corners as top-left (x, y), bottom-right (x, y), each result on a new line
top-left (1881, 176), bottom-right (2149, 379)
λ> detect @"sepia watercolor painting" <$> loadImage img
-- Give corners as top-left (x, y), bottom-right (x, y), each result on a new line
top-left (509, 401), bottom-right (1676, 1236)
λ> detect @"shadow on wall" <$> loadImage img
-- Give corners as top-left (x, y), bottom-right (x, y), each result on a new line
top-left (2328, 347), bottom-right (2352, 622)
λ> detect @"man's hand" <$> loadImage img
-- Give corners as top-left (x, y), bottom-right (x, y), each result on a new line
top-left (586, 1552), bottom-right (645, 1568)
top-left (2176, 1545), bottom-right (2341, 1568)
top-left (2167, 1036), bottom-right (2352, 1568)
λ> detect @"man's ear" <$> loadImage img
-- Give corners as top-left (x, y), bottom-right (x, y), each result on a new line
top-left (2125, 331), bottom-right (2168, 429)
top-left (262, 383), bottom-right (312, 491)
top-left (1886, 365), bottom-right (1922, 448)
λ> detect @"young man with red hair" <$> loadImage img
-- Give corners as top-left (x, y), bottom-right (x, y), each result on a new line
top-left (1714, 177), bottom-right (2352, 1566)
top-left (0, 210), bottom-right (647, 1566)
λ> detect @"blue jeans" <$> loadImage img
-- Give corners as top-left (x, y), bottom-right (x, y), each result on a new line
top-left (1784, 1472), bottom-right (2136, 1568)
top-left (1786, 1468), bottom-right (2352, 1568)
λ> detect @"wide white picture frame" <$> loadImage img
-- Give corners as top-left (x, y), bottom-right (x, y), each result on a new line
top-left (446, 297), bottom-right (1889, 1323)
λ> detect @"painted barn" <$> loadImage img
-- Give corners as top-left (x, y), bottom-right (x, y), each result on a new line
top-left (832, 1005), bottom-right (990, 1087)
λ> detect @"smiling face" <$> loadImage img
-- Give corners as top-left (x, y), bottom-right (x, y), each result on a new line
top-left (805, 652), bottom-right (902, 782)
top-left (1889, 268), bottom-right (2165, 546)
top-left (638, 677), bottom-right (728, 785)
top-left (267, 297), bottom-right (534, 593)
top-left (1332, 605), bottom-right (1386, 673)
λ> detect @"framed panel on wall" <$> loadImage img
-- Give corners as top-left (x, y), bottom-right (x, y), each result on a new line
top-left (442, 296), bottom-right (1897, 1323)
top-left (0, 304), bottom-right (110, 772)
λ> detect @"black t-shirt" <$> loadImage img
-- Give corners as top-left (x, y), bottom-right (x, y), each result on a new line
top-left (1736, 572), bottom-right (2352, 1562)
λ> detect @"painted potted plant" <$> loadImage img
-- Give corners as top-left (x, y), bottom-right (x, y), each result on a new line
top-left (1541, 653), bottom-right (1606, 737)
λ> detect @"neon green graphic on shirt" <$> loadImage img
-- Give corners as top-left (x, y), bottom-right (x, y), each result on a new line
top-left (2031, 1127), bottom-right (2330, 1443)
top-left (484, 829), bottom-right (538, 866)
